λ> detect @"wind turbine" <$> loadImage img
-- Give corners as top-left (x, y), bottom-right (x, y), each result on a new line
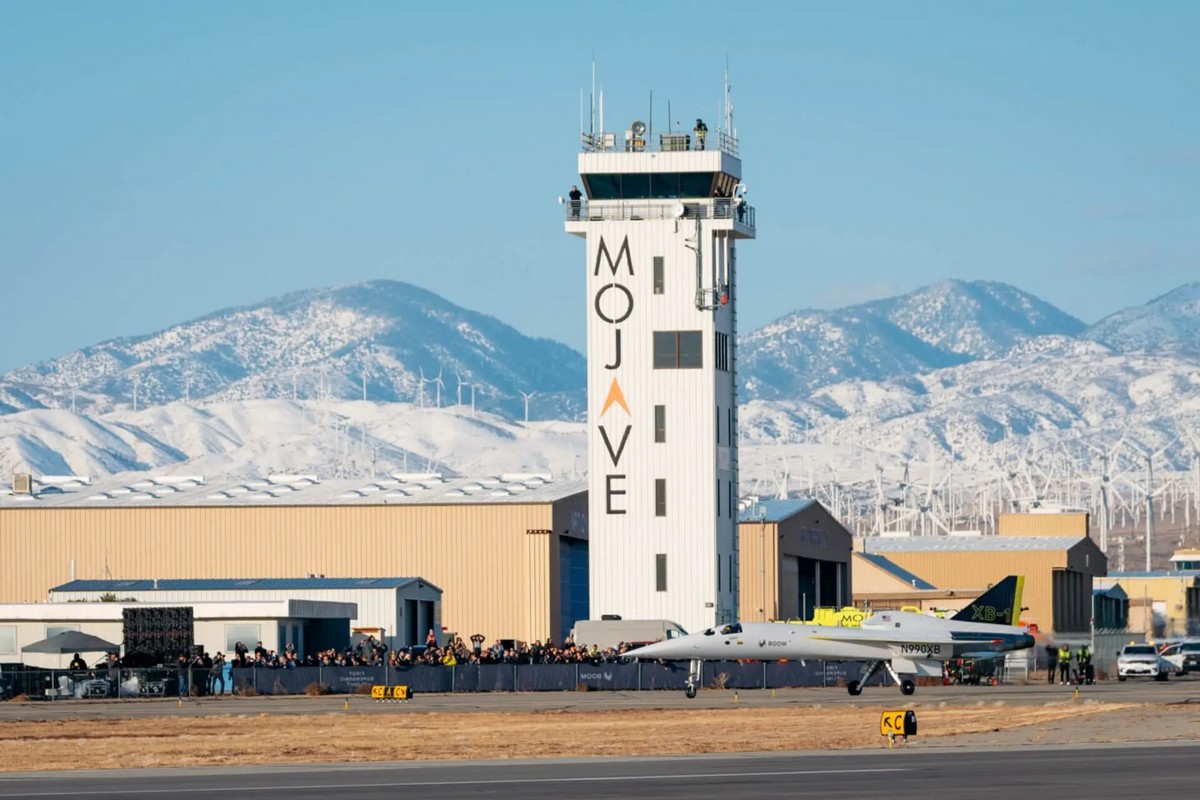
top-left (454, 371), bottom-right (464, 406)
top-left (520, 390), bottom-right (535, 423)
top-left (434, 367), bottom-right (445, 409)
top-left (131, 374), bottom-right (141, 412)
top-left (417, 368), bottom-right (427, 408)
top-left (1125, 437), bottom-right (1175, 572)
top-left (361, 367), bottom-right (369, 402)
top-left (184, 372), bottom-right (192, 405)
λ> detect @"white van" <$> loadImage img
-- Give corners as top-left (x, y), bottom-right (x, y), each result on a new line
top-left (571, 618), bottom-right (688, 650)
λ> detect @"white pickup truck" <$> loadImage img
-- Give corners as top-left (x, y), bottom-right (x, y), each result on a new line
top-left (1116, 643), bottom-right (1174, 681)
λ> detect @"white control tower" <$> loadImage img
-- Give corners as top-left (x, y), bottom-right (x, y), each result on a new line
top-left (564, 89), bottom-right (755, 634)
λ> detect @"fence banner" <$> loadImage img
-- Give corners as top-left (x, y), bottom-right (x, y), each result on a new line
top-left (516, 663), bottom-right (578, 691)
top-left (637, 662), bottom-right (689, 690)
top-left (576, 663), bottom-right (640, 691)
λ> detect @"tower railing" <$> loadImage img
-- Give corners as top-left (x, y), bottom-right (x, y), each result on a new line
top-left (565, 200), bottom-right (755, 228)
top-left (580, 130), bottom-right (739, 157)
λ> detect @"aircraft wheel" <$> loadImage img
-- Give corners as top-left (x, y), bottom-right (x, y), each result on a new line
top-left (847, 680), bottom-right (862, 696)
top-left (900, 678), bottom-right (916, 696)
top-left (1117, 675), bottom-right (1126, 682)
top-left (685, 684), bottom-right (697, 699)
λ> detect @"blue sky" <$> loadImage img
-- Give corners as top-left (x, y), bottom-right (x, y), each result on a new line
top-left (1, 1), bottom-right (1196, 373)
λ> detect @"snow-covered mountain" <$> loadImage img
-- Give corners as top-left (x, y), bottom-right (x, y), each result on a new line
top-left (2, 276), bottom-right (1199, 489)
top-left (1083, 283), bottom-right (1200, 356)
top-left (853, 279), bottom-right (1088, 358)
top-left (738, 279), bottom-right (1087, 399)
top-left (0, 280), bottom-right (587, 421)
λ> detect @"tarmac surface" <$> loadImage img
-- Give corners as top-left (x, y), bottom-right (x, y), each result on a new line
top-left (1, 677), bottom-right (1197, 721)
top-left (0, 743), bottom-right (1196, 799)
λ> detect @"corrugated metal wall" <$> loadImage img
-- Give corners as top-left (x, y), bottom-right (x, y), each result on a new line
top-left (998, 513), bottom-right (1088, 538)
top-left (880, 551), bottom-right (1066, 633)
top-left (0, 497), bottom-right (582, 644)
top-left (737, 520), bottom-right (779, 622)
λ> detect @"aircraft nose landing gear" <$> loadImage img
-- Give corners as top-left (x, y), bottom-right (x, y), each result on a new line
top-left (684, 658), bottom-right (701, 698)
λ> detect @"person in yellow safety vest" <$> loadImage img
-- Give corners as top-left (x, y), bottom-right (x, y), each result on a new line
top-left (693, 118), bottom-right (708, 150)
top-left (1057, 644), bottom-right (1071, 685)
top-left (441, 651), bottom-right (457, 666)
top-left (1078, 644), bottom-right (1093, 684)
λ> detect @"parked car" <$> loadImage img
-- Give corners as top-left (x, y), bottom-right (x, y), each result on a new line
top-left (1116, 643), bottom-right (1174, 681)
top-left (1160, 641), bottom-right (1200, 675)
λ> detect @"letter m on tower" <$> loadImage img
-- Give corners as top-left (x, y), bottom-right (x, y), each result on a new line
top-left (594, 236), bottom-right (634, 277)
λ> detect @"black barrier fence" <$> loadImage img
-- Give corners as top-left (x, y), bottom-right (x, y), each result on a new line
top-left (0, 666), bottom-right (223, 700)
top-left (0, 662), bottom-right (892, 700)
top-left (225, 661), bottom-right (891, 696)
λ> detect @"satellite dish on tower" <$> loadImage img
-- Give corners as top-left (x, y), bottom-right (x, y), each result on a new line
top-left (630, 120), bottom-right (646, 137)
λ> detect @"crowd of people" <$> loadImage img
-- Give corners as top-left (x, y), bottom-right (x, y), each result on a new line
top-left (224, 631), bottom-right (639, 671)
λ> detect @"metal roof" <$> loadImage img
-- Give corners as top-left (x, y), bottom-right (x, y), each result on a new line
top-left (49, 577), bottom-right (441, 593)
top-left (866, 536), bottom-right (1086, 553)
top-left (855, 552), bottom-right (937, 590)
top-left (1, 473), bottom-right (585, 509)
top-left (1104, 571), bottom-right (1200, 579)
top-left (738, 498), bottom-right (817, 523)
top-left (1093, 584), bottom-right (1128, 599)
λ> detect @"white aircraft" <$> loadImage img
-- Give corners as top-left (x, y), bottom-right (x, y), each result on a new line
top-left (626, 575), bottom-right (1033, 697)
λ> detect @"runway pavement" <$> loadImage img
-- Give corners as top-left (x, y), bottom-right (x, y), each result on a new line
top-left (0, 742), bottom-right (1196, 799)
top-left (1, 678), bottom-right (1197, 721)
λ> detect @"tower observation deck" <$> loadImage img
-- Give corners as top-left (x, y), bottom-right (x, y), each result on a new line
top-left (565, 96), bottom-right (755, 635)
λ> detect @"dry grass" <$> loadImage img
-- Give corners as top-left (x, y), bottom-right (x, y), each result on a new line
top-left (0, 702), bottom-right (1135, 772)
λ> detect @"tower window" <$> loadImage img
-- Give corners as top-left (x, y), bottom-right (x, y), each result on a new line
top-left (653, 257), bottom-right (664, 294)
top-left (655, 405), bottom-right (666, 443)
top-left (715, 332), bottom-right (730, 372)
top-left (653, 331), bottom-right (703, 369)
top-left (655, 478), bottom-right (667, 517)
top-left (656, 554), bottom-right (667, 592)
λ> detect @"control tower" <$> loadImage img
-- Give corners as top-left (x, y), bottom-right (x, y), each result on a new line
top-left (564, 93), bottom-right (755, 634)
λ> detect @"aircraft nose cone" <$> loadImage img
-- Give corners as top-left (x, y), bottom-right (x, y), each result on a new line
top-left (1018, 633), bottom-right (1035, 650)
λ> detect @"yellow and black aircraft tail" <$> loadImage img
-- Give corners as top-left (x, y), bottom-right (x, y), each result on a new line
top-left (951, 575), bottom-right (1025, 626)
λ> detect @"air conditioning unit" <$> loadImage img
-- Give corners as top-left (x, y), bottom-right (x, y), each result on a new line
top-left (12, 473), bottom-right (33, 495)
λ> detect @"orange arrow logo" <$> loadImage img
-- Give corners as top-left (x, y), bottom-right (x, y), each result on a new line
top-left (599, 378), bottom-right (630, 417)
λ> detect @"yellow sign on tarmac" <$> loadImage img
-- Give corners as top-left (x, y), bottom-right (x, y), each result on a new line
top-left (880, 709), bottom-right (917, 737)
top-left (370, 685), bottom-right (411, 701)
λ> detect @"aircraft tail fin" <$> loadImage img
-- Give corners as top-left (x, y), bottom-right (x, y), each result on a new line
top-left (951, 575), bottom-right (1024, 626)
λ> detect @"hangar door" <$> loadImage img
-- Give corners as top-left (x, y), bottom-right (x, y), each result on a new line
top-left (559, 537), bottom-right (590, 642)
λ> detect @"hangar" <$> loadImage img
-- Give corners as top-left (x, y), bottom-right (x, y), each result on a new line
top-left (737, 498), bottom-right (854, 622)
top-left (860, 526), bottom-right (1107, 636)
top-left (0, 473), bottom-right (587, 645)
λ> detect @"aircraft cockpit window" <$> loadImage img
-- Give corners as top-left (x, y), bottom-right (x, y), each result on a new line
top-left (703, 628), bottom-right (716, 636)
top-left (720, 623), bottom-right (742, 635)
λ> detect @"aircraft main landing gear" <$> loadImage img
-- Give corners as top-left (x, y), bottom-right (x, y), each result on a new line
top-left (848, 660), bottom-right (883, 696)
top-left (846, 660), bottom-right (917, 696)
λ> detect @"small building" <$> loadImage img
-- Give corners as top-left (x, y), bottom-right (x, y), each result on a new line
top-left (1096, 572), bottom-right (1200, 638)
top-left (737, 499), bottom-right (854, 622)
top-left (48, 577), bottom-right (441, 650)
top-left (0, 599), bottom-right (355, 668)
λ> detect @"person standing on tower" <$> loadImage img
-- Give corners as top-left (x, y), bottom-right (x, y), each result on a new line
top-left (693, 119), bottom-right (708, 150)
top-left (568, 185), bottom-right (582, 220)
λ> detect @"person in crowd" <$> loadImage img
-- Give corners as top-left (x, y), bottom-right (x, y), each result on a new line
top-left (209, 652), bottom-right (226, 695)
top-left (1045, 643), bottom-right (1058, 684)
top-left (68, 653), bottom-right (87, 671)
top-left (1057, 643), bottom-right (1072, 686)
